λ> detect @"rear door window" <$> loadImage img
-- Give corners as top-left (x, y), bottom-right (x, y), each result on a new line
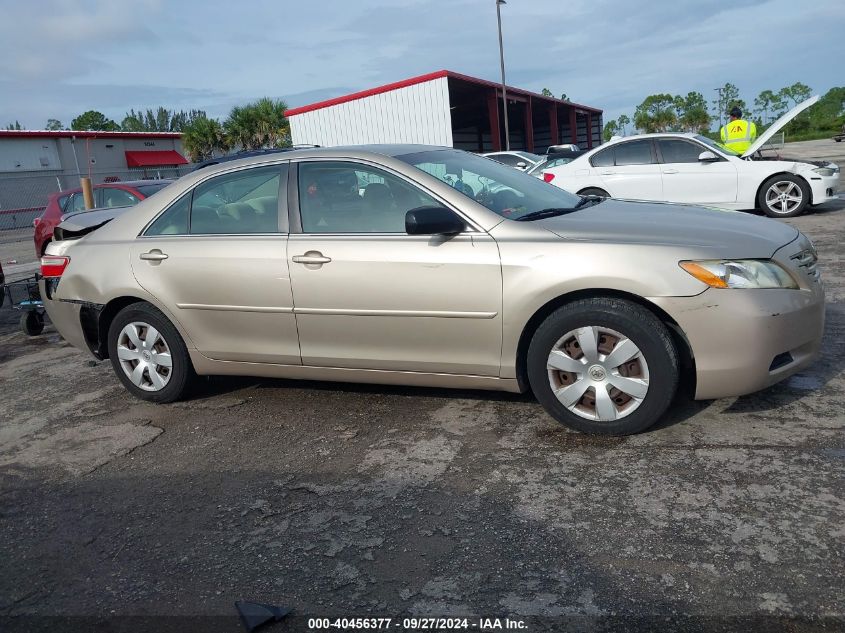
top-left (613, 140), bottom-right (655, 165)
top-left (190, 166), bottom-right (282, 234)
top-left (145, 165), bottom-right (285, 236)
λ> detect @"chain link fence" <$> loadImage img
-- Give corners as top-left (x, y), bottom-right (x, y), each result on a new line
top-left (0, 166), bottom-right (194, 230)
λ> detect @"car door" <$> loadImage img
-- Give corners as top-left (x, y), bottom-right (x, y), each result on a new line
top-left (656, 138), bottom-right (739, 205)
top-left (288, 159), bottom-right (503, 376)
top-left (130, 163), bottom-right (301, 365)
top-left (592, 140), bottom-right (663, 200)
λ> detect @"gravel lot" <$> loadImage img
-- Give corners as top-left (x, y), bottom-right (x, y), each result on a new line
top-left (1, 151), bottom-right (843, 631)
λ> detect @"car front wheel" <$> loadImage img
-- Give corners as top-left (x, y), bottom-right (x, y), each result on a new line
top-left (527, 297), bottom-right (679, 435)
top-left (758, 174), bottom-right (810, 218)
top-left (107, 302), bottom-right (194, 403)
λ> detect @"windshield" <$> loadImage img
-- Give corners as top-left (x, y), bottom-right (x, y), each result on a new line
top-left (694, 134), bottom-right (740, 157)
top-left (516, 151), bottom-right (543, 162)
top-left (396, 149), bottom-right (583, 220)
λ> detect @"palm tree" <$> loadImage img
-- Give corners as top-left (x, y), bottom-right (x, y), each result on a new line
top-left (224, 105), bottom-right (258, 151)
top-left (252, 97), bottom-right (290, 148)
top-left (182, 116), bottom-right (227, 162)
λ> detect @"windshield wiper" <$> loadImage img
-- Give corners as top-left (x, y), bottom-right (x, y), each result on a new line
top-left (516, 197), bottom-right (603, 221)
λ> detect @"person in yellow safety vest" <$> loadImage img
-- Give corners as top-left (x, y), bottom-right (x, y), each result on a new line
top-left (720, 106), bottom-right (757, 154)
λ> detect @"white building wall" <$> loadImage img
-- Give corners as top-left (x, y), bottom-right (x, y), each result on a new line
top-left (0, 138), bottom-right (61, 172)
top-left (290, 77), bottom-right (453, 147)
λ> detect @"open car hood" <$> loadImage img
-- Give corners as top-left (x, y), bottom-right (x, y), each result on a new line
top-left (742, 95), bottom-right (819, 157)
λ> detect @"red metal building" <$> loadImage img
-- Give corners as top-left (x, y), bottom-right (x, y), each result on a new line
top-left (287, 70), bottom-right (603, 153)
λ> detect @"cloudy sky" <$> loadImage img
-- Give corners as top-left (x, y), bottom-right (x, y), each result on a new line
top-left (1, 0), bottom-right (843, 129)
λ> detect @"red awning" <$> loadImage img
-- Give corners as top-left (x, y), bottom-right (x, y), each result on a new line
top-left (124, 150), bottom-right (188, 167)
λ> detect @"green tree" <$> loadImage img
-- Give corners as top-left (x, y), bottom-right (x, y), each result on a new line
top-left (45, 118), bottom-right (64, 130)
top-left (122, 107), bottom-right (208, 132)
top-left (673, 91), bottom-right (710, 132)
top-left (778, 82), bottom-right (812, 109)
top-left (181, 116), bottom-right (228, 162)
top-left (71, 110), bottom-right (119, 131)
top-left (634, 94), bottom-right (677, 132)
top-left (224, 104), bottom-right (258, 150)
top-left (753, 89), bottom-right (781, 125)
top-left (541, 88), bottom-right (568, 101)
top-left (778, 82), bottom-right (813, 135)
top-left (223, 98), bottom-right (290, 150)
top-left (5, 120), bottom-right (23, 130)
top-left (602, 120), bottom-right (620, 141)
top-left (617, 114), bottom-right (630, 135)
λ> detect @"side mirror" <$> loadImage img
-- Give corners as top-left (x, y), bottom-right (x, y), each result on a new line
top-left (405, 206), bottom-right (465, 235)
top-left (698, 150), bottom-right (719, 162)
top-left (515, 161), bottom-right (528, 170)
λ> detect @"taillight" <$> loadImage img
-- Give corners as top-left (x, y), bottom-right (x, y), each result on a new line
top-left (41, 256), bottom-right (70, 278)
top-left (543, 172), bottom-right (555, 183)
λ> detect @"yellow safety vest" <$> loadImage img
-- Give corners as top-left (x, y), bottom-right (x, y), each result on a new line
top-left (720, 119), bottom-right (757, 153)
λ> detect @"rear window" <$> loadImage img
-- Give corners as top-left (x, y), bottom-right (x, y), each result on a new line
top-left (590, 148), bottom-right (614, 168)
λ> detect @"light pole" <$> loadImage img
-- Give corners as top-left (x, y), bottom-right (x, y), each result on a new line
top-left (714, 87), bottom-right (723, 133)
top-left (496, 0), bottom-right (510, 150)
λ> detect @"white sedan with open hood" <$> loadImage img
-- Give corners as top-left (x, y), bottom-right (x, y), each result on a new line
top-left (541, 96), bottom-right (840, 217)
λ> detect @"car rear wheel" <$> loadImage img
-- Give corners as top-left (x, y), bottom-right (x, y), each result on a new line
top-left (758, 174), bottom-right (809, 218)
top-left (578, 187), bottom-right (609, 198)
top-left (527, 297), bottom-right (679, 435)
top-left (107, 302), bottom-right (194, 403)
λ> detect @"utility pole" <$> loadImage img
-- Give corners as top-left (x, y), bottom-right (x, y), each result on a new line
top-left (714, 87), bottom-right (724, 133)
top-left (496, 0), bottom-right (510, 150)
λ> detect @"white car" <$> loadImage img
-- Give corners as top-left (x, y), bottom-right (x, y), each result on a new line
top-left (542, 96), bottom-right (840, 218)
top-left (482, 151), bottom-right (543, 171)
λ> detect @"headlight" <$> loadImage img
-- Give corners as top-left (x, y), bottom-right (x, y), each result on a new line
top-left (813, 166), bottom-right (837, 177)
top-left (679, 259), bottom-right (798, 289)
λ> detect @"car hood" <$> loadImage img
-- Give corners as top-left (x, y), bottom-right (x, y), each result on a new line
top-left (742, 95), bottom-right (819, 157)
top-left (536, 198), bottom-right (799, 258)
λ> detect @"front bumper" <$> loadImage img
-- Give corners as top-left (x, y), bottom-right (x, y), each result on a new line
top-left (652, 286), bottom-right (824, 399)
top-left (808, 172), bottom-right (840, 205)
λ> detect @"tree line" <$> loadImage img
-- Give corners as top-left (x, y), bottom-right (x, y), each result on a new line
top-left (603, 82), bottom-right (844, 141)
top-left (5, 99), bottom-right (291, 162)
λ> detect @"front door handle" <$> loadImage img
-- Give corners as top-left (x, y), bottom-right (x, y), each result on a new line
top-left (292, 251), bottom-right (332, 265)
top-left (140, 250), bottom-right (168, 261)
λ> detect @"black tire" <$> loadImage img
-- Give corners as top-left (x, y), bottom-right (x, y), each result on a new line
top-left (21, 311), bottom-right (44, 336)
top-left (107, 302), bottom-right (195, 403)
top-left (578, 187), bottom-right (609, 198)
top-left (757, 174), bottom-right (810, 218)
top-left (527, 297), bottom-right (679, 435)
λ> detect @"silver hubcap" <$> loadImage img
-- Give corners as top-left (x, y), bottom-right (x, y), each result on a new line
top-left (765, 181), bottom-right (802, 214)
top-left (116, 321), bottom-right (173, 392)
top-left (547, 326), bottom-right (650, 422)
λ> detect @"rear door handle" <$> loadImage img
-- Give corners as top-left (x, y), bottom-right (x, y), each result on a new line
top-left (292, 251), bottom-right (332, 265)
top-left (663, 169), bottom-right (679, 174)
top-left (599, 171), bottom-right (615, 175)
top-left (140, 250), bottom-right (168, 261)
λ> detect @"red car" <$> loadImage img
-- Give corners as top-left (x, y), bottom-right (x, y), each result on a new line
top-left (33, 180), bottom-right (172, 257)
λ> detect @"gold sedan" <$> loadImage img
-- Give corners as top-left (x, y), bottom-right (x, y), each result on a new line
top-left (40, 146), bottom-right (824, 435)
